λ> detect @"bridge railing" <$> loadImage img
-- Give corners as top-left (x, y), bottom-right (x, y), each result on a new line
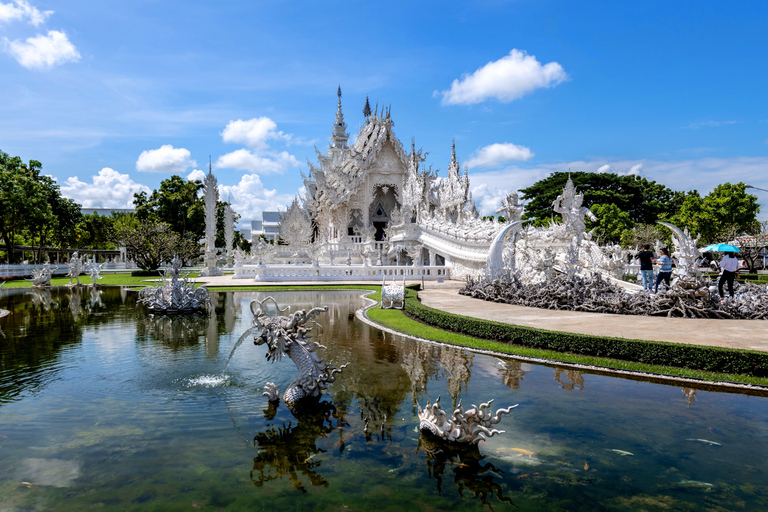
top-left (234, 264), bottom-right (448, 281)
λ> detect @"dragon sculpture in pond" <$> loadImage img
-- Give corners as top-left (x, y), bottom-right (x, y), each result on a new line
top-left (250, 297), bottom-right (347, 404)
top-left (418, 396), bottom-right (517, 444)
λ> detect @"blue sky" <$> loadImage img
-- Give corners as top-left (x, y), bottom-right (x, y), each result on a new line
top-left (2, 0), bottom-right (767, 226)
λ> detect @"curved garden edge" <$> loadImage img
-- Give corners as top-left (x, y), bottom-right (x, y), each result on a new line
top-left (360, 285), bottom-right (768, 392)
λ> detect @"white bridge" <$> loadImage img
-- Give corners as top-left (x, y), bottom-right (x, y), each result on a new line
top-left (234, 263), bottom-right (448, 282)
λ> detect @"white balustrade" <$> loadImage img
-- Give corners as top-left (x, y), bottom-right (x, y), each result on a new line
top-left (234, 264), bottom-right (448, 281)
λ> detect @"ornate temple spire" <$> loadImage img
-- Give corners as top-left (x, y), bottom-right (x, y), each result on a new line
top-left (449, 139), bottom-right (460, 173)
top-left (363, 95), bottom-right (371, 120)
top-left (329, 86), bottom-right (349, 157)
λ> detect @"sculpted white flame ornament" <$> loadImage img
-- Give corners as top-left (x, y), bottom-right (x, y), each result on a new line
top-left (28, 262), bottom-right (57, 287)
top-left (137, 256), bottom-right (211, 314)
top-left (418, 396), bottom-right (518, 444)
top-left (247, 297), bottom-right (348, 404)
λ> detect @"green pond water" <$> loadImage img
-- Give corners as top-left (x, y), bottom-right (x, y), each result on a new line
top-left (1, 287), bottom-right (768, 511)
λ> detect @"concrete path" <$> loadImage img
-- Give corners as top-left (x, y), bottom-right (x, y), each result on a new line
top-left (191, 275), bottom-right (768, 353)
top-left (418, 281), bottom-right (768, 353)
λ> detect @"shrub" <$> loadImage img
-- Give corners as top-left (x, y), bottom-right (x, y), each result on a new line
top-left (403, 289), bottom-right (768, 378)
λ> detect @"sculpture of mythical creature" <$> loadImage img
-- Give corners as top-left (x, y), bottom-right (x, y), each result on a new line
top-left (84, 259), bottom-right (104, 288)
top-left (252, 238), bottom-right (274, 265)
top-left (67, 252), bottom-right (83, 286)
top-left (27, 262), bottom-right (57, 287)
top-left (381, 275), bottom-right (405, 309)
top-left (418, 396), bottom-right (517, 444)
top-left (552, 177), bottom-right (596, 242)
top-left (249, 297), bottom-right (347, 404)
top-left (496, 192), bottom-right (524, 223)
top-left (137, 255), bottom-right (211, 314)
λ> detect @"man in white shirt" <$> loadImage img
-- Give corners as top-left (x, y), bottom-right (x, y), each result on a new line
top-left (718, 252), bottom-right (740, 299)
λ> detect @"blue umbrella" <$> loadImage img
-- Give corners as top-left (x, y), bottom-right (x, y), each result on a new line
top-left (699, 243), bottom-right (741, 253)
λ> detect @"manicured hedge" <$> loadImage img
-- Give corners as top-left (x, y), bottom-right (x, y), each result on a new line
top-left (403, 287), bottom-right (768, 378)
top-left (131, 270), bottom-right (161, 277)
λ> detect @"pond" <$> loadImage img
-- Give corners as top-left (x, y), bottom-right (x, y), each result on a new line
top-left (1, 287), bottom-right (768, 511)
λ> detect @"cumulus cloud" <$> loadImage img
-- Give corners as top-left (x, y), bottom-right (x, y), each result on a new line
top-left (596, 164), bottom-right (613, 173)
top-left (221, 117), bottom-right (291, 150)
top-left (465, 142), bottom-right (534, 169)
top-left (187, 169), bottom-right (206, 182)
top-left (439, 49), bottom-right (568, 105)
top-left (217, 173), bottom-right (297, 225)
top-left (215, 148), bottom-right (299, 175)
top-left (0, 0), bottom-right (52, 26)
top-left (60, 168), bottom-right (151, 208)
top-left (3, 29), bottom-right (79, 69)
top-left (136, 144), bottom-right (196, 173)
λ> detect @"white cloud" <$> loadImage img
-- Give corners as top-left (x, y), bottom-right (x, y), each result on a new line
top-left (0, 0), bottom-right (52, 26)
top-left (217, 173), bottom-right (296, 225)
top-left (596, 164), bottom-right (613, 173)
top-left (685, 120), bottom-right (740, 129)
top-left (215, 148), bottom-right (299, 175)
top-left (466, 142), bottom-right (534, 169)
top-left (221, 117), bottom-right (290, 150)
top-left (627, 163), bottom-right (643, 175)
top-left (3, 30), bottom-right (79, 70)
top-left (439, 49), bottom-right (568, 105)
top-left (187, 169), bottom-right (206, 182)
top-left (60, 168), bottom-right (151, 208)
top-left (136, 144), bottom-right (196, 173)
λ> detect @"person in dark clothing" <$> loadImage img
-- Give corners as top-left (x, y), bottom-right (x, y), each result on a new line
top-left (635, 244), bottom-right (655, 292)
top-left (718, 252), bottom-right (740, 300)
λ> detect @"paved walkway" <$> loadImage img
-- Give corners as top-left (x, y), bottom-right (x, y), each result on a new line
top-left (418, 281), bottom-right (768, 353)
top-left (193, 276), bottom-right (768, 353)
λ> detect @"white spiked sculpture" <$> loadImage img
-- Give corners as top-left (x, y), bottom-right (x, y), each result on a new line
top-left (200, 162), bottom-right (223, 277)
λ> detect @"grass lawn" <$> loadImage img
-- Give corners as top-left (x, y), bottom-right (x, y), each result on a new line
top-left (365, 303), bottom-right (768, 387)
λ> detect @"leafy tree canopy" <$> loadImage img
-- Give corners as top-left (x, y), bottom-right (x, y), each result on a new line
top-left (587, 203), bottom-right (634, 244)
top-left (520, 172), bottom-right (684, 226)
top-left (134, 175), bottom-right (205, 239)
top-left (669, 182), bottom-right (760, 244)
top-left (0, 150), bottom-right (83, 263)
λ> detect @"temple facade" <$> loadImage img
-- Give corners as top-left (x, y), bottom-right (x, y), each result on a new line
top-left (237, 88), bottom-right (630, 283)
top-left (259, 87), bottom-right (497, 278)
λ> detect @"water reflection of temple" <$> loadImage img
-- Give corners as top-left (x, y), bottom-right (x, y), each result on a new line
top-left (497, 359), bottom-right (527, 390)
top-left (440, 349), bottom-right (474, 410)
top-left (554, 369), bottom-right (584, 390)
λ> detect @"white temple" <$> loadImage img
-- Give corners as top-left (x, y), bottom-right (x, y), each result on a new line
top-left (234, 88), bottom-right (636, 283)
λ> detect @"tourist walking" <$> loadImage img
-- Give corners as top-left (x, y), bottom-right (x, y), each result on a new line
top-left (654, 248), bottom-right (673, 293)
top-left (718, 252), bottom-right (740, 300)
top-left (636, 245), bottom-right (655, 292)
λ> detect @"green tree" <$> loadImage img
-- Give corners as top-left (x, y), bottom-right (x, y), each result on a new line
top-left (520, 172), bottom-right (684, 226)
top-left (619, 223), bottom-right (671, 251)
top-left (587, 203), bottom-right (633, 244)
top-left (77, 213), bottom-right (117, 250)
top-left (132, 175), bottom-right (205, 239)
top-left (114, 221), bottom-right (183, 271)
top-left (670, 183), bottom-right (759, 244)
top-left (0, 152), bottom-right (52, 263)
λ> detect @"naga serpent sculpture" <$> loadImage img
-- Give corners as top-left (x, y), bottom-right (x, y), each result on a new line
top-left (418, 396), bottom-right (517, 444)
top-left (246, 297), bottom-right (347, 405)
